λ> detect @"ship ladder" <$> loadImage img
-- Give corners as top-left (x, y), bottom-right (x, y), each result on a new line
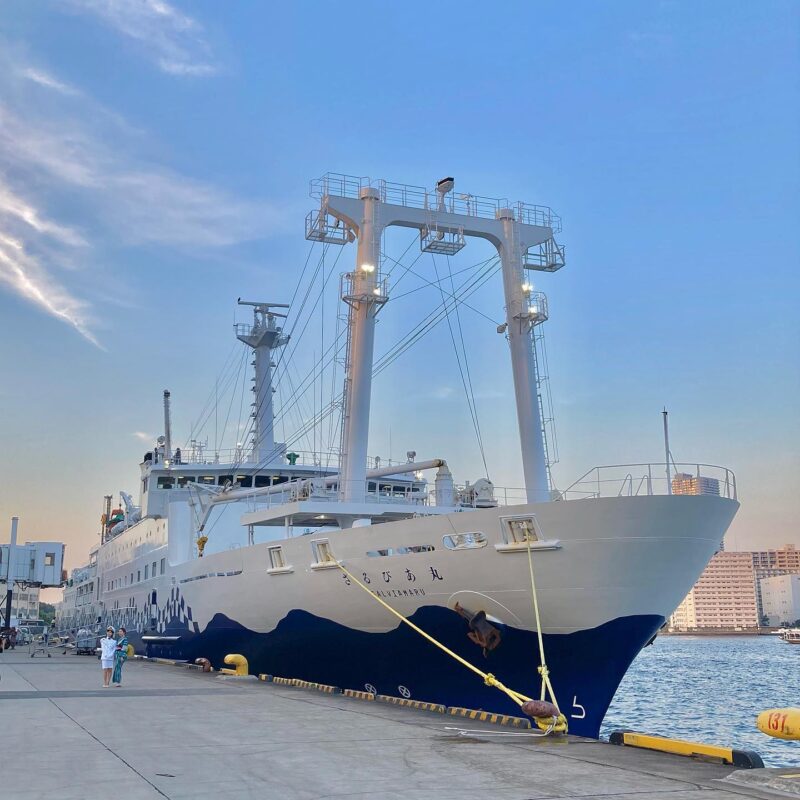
top-left (334, 534), bottom-right (567, 735)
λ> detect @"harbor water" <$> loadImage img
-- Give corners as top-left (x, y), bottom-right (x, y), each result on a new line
top-left (601, 634), bottom-right (800, 766)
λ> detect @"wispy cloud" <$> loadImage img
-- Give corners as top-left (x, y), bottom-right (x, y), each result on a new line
top-left (0, 185), bottom-right (87, 247)
top-left (19, 67), bottom-right (81, 96)
top-left (0, 205), bottom-right (100, 347)
top-left (65, 0), bottom-right (219, 76)
top-left (131, 431), bottom-right (153, 442)
top-left (0, 47), bottom-right (283, 346)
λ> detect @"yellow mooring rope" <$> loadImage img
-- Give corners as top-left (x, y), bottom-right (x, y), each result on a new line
top-left (525, 534), bottom-right (564, 728)
top-left (334, 538), bottom-right (568, 734)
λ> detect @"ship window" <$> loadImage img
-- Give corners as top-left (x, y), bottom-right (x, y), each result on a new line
top-left (218, 475), bottom-right (234, 486)
top-left (368, 481), bottom-right (376, 492)
top-left (157, 476), bottom-right (175, 489)
top-left (152, 561), bottom-right (157, 577)
top-left (160, 558), bottom-right (165, 575)
top-left (144, 565), bottom-right (149, 580)
top-left (443, 532), bottom-right (487, 550)
top-left (313, 540), bottom-right (334, 564)
top-left (142, 477), bottom-right (148, 493)
top-left (130, 574), bottom-right (133, 585)
top-left (268, 547), bottom-right (285, 569)
top-left (254, 475), bottom-right (271, 488)
top-left (503, 516), bottom-right (540, 544)
top-left (235, 475), bottom-right (252, 488)
top-left (44, 553), bottom-right (55, 566)
top-left (197, 476), bottom-right (216, 485)
top-left (177, 475), bottom-right (195, 487)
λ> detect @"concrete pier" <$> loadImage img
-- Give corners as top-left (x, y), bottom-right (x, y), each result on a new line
top-left (0, 650), bottom-right (793, 799)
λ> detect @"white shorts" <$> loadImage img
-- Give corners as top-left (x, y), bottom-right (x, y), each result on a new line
top-left (101, 658), bottom-right (114, 669)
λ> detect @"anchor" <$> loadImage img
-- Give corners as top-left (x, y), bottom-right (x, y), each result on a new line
top-left (453, 602), bottom-right (502, 656)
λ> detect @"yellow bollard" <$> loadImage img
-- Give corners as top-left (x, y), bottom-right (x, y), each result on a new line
top-left (219, 653), bottom-right (249, 676)
top-left (757, 708), bottom-right (800, 741)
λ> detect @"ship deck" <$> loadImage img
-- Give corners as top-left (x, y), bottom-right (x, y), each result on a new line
top-left (0, 649), bottom-right (792, 799)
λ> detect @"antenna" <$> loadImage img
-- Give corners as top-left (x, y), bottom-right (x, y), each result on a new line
top-left (663, 408), bottom-right (672, 494)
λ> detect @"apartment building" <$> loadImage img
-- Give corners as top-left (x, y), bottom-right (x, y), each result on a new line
top-left (751, 544), bottom-right (800, 621)
top-left (669, 551), bottom-right (758, 631)
top-left (760, 574), bottom-right (800, 626)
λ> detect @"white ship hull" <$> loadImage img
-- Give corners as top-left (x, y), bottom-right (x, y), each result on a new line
top-left (58, 493), bottom-right (737, 736)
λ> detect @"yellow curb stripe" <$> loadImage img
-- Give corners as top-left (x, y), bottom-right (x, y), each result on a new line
top-left (376, 695), bottom-right (446, 713)
top-left (447, 706), bottom-right (531, 729)
top-left (343, 689), bottom-right (376, 701)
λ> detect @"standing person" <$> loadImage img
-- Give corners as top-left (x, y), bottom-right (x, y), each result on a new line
top-left (9, 628), bottom-right (17, 650)
top-left (112, 627), bottom-right (128, 687)
top-left (100, 627), bottom-right (116, 687)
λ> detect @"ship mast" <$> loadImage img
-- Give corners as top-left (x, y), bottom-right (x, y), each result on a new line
top-left (306, 174), bottom-right (564, 505)
top-left (236, 300), bottom-right (289, 465)
top-left (338, 188), bottom-right (387, 502)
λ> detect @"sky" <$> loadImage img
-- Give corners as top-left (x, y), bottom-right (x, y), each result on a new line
top-left (0, 0), bottom-right (798, 586)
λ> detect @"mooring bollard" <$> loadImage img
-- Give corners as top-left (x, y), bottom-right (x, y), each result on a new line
top-left (219, 654), bottom-right (249, 676)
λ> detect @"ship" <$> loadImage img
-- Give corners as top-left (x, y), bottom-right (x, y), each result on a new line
top-left (56, 174), bottom-right (739, 737)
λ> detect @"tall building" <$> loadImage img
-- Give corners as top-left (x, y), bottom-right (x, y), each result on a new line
top-left (760, 574), bottom-right (800, 626)
top-left (669, 551), bottom-right (758, 631)
top-left (750, 545), bottom-right (800, 622)
top-left (750, 544), bottom-right (800, 571)
top-left (672, 473), bottom-right (721, 496)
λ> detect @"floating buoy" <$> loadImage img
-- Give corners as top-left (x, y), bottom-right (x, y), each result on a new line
top-left (757, 708), bottom-right (800, 740)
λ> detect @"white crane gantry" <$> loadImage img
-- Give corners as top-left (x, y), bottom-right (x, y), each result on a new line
top-left (306, 174), bottom-right (565, 506)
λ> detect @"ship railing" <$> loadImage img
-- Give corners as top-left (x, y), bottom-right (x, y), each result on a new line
top-left (174, 447), bottom-right (392, 471)
top-left (558, 463), bottom-right (737, 501)
top-left (309, 173), bottom-right (562, 233)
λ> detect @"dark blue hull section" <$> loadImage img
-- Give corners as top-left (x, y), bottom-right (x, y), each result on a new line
top-left (137, 607), bottom-right (663, 737)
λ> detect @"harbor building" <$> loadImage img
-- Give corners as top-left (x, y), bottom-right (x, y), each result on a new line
top-left (760, 574), bottom-right (800, 627)
top-left (668, 551), bottom-right (758, 631)
top-left (8, 585), bottom-right (40, 621)
top-left (750, 545), bottom-right (800, 622)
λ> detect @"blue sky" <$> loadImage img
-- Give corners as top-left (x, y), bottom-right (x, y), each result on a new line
top-left (0, 0), bottom-right (797, 567)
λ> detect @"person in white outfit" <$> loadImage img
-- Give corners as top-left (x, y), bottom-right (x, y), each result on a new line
top-left (100, 627), bottom-right (116, 687)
